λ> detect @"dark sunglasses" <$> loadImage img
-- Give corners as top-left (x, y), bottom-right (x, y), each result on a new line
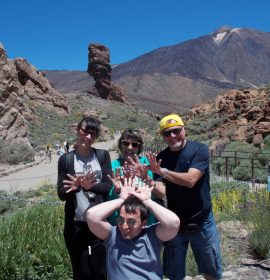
top-left (163, 127), bottom-right (183, 137)
top-left (122, 140), bottom-right (140, 148)
top-left (115, 216), bottom-right (137, 226)
top-left (79, 128), bottom-right (96, 137)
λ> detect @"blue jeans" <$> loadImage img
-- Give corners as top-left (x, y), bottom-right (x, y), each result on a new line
top-left (163, 211), bottom-right (222, 280)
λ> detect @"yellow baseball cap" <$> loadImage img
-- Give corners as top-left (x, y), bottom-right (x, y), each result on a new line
top-left (159, 114), bottom-right (185, 133)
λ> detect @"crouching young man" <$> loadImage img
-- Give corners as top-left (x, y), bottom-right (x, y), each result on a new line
top-left (86, 179), bottom-right (180, 280)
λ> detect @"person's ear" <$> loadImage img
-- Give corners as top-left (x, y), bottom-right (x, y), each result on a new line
top-left (141, 220), bottom-right (147, 228)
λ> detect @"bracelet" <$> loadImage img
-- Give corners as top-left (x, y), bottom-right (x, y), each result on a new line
top-left (161, 168), bottom-right (169, 179)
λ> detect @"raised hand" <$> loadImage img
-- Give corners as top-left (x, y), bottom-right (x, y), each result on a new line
top-left (122, 161), bottom-right (135, 179)
top-left (63, 173), bottom-right (82, 193)
top-left (146, 152), bottom-right (162, 175)
top-left (126, 154), bottom-right (149, 179)
top-left (80, 171), bottom-right (97, 191)
top-left (132, 183), bottom-right (153, 202)
top-left (119, 177), bottom-right (136, 200)
top-left (108, 167), bottom-right (124, 194)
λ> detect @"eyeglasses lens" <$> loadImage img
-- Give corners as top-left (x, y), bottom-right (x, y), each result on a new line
top-left (122, 140), bottom-right (140, 148)
top-left (163, 128), bottom-right (182, 137)
top-left (116, 217), bottom-right (136, 226)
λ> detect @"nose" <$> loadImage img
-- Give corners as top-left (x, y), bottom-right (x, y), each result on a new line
top-left (85, 133), bottom-right (92, 139)
top-left (121, 221), bottom-right (130, 230)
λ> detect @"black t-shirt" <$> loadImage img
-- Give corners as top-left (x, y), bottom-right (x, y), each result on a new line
top-left (154, 140), bottom-right (212, 225)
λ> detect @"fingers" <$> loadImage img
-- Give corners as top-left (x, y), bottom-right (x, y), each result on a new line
top-left (64, 184), bottom-right (77, 193)
top-left (66, 173), bottom-right (76, 180)
top-left (85, 171), bottom-right (96, 181)
top-left (66, 186), bottom-right (76, 193)
top-left (115, 167), bottom-right (121, 177)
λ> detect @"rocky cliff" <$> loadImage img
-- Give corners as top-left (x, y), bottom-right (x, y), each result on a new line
top-left (0, 43), bottom-right (69, 146)
top-left (190, 87), bottom-right (270, 148)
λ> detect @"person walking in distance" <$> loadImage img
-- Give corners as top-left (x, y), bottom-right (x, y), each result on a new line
top-left (45, 145), bottom-right (52, 163)
top-left (57, 116), bottom-right (112, 280)
top-left (146, 114), bottom-right (223, 280)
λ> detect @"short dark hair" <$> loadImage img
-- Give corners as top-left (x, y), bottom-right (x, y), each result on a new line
top-left (119, 196), bottom-right (148, 222)
top-left (118, 129), bottom-right (143, 154)
top-left (77, 116), bottom-right (101, 138)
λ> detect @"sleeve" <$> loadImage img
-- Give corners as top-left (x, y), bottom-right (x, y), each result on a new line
top-left (57, 155), bottom-right (76, 201)
top-left (190, 143), bottom-right (209, 173)
top-left (91, 150), bottom-right (112, 194)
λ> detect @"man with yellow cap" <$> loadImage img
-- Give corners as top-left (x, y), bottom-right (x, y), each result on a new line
top-left (146, 114), bottom-right (222, 280)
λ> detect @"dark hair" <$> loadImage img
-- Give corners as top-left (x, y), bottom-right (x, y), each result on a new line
top-left (120, 196), bottom-right (148, 222)
top-left (77, 116), bottom-right (101, 138)
top-left (118, 129), bottom-right (143, 154)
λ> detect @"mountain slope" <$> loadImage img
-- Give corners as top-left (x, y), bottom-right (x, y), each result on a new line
top-left (45, 27), bottom-right (270, 113)
top-left (113, 27), bottom-right (270, 85)
top-left (111, 27), bottom-right (270, 112)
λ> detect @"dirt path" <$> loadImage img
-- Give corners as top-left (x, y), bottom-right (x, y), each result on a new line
top-left (0, 136), bottom-right (119, 194)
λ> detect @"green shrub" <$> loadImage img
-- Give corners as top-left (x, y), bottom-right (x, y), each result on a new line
top-left (211, 181), bottom-right (250, 221)
top-left (0, 140), bottom-right (35, 164)
top-left (257, 147), bottom-right (270, 166)
top-left (242, 190), bottom-right (270, 259)
top-left (0, 204), bottom-right (71, 279)
top-left (225, 141), bottom-right (258, 156)
top-left (263, 135), bottom-right (270, 147)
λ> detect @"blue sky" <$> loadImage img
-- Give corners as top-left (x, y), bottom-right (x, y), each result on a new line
top-left (1, 0), bottom-right (269, 70)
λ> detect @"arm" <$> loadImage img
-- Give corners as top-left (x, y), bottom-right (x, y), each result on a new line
top-left (157, 168), bottom-right (203, 189)
top-left (57, 155), bottom-right (76, 201)
top-left (86, 198), bottom-right (123, 240)
top-left (132, 186), bottom-right (180, 242)
top-left (147, 148), bottom-right (207, 189)
top-left (86, 180), bottom-right (135, 240)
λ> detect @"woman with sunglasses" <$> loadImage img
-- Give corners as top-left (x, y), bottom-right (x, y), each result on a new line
top-left (107, 128), bottom-right (165, 225)
top-left (57, 116), bottom-right (112, 280)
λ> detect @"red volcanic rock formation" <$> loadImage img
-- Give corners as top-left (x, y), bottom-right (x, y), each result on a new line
top-left (191, 88), bottom-right (270, 148)
top-left (0, 43), bottom-right (69, 146)
top-left (87, 43), bottom-right (129, 104)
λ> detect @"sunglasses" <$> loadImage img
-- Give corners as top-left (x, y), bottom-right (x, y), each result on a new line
top-left (115, 216), bottom-right (137, 226)
top-left (122, 140), bottom-right (140, 148)
top-left (163, 127), bottom-right (183, 137)
top-left (79, 128), bottom-right (96, 137)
